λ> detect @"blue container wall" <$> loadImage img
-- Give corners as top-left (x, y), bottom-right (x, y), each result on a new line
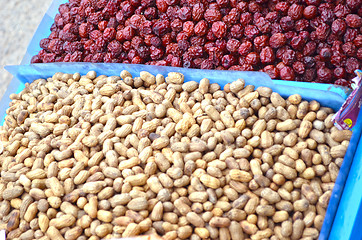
top-left (0, 0), bottom-right (360, 238)
top-left (1, 63), bottom-right (362, 239)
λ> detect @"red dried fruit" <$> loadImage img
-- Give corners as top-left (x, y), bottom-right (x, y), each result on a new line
top-left (342, 42), bottom-right (357, 57)
top-left (248, 2), bottom-right (262, 13)
top-left (131, 36), bottom-right (144, 49)
top-left (334, 67), bottom-right (346, 79)
top-left (31, 55), bottom-right (42, 63)
top-left (103, 27), bottom-right (116, 42)
top-left (303, 6), bottom-right (317, 19)
top-left (238, 41), bottom-right (252, 56)
top-left (170, 19), bottom-right (182, 32)
top-left (345, 14), bottom-right (362, 28)
top-left (304, 68), bottom-right (316, 82)
top-left (240, 12), bottom-right (252, 26)
top-left (293, 61), bottom-right (305, 75)
top-left (265, 11), bottom-right (279, 23)
top-left (295, 19), bottom-right (309, 32)
top-left (192, 3), bottom-right (205, 22)
top-left (190, 36), bottom-right (205, 46)
top-left (315, 23), bottom-right (330, 41)
top-left (334, 4), bottom-right (350, 18)
top-left (253, 35), bottom-right (269, 51)
top-left (156, 0), bottom-right (168, 12)
top-left (305, 0), bottom-right (321, 6)
top-left (48, 39), bottom-right (64, 54)
top-left (290, 36), bottom-right (304, 51)
top-left (183, 21), bottom-right (195, 37)
top-left (150, 36), bottom-right (162, 47)
top-left (229, 65), bottom-right (244, 71)
top-left (357, 48), bottom-right (362, 61)
top-left (303, 41), bottom-right (317, 56)
top-left (255, 17), bottom-right (271, 34)
top-left (204, 8), bottom-right (222, 23)
top-left (240, 64), bottom-right (253, 71)
top-left (221, 54), bottom-right (237, 68)
top-left (107, 40), bottom-right (123, 57)
top-left (280, 66), bottom-right (295, 80)
top-left (344, 29), bottom-right (358, 42)
top-left (226, 38), bottom-right (240, 53)
top-left (275, 2), bottom-right (289, 14)
top-left (288, 4), bottom-right (303, 20)
top-left (98, 21), bottom-right (108, 31)
top-left (39, 38), bottom-right (50, 50)
top-left (346, 0), bottom-right (361, 11)
top-left (260, 46), bottom-right (275, 64)
top-left (282, 49), bottom-right (296, 65)
top-left (211, 21), bottom-right (227, 39)
top-left (150, 46), bottom-right (164, 60)
top-left (33, 0), bottom-right (362, 84)
top-left (280, 16), bottom-right (295, 32)
top-left (353, 35), bottom-right (362, 48)
top-left (334, 79), bottom-right (349, 87)
top-left (194, 20), bottom-right (208, 36)
top-left (178, 6), bottom-right (192, 21)
top-left (345, 57), bottom-right (360, 74)
top-left (317, 67), bottom-right (333, 83)
top-left (152, 19), bottom-right (170, 36)
top-left (43, 53), bottom-right (57, 63)
top-left (244, 25), bottom-right (260, 39)
top-left (269, 33), bottom-right (286, 48)
top-left (319, 47), bottom-right (332, 61)
top-left (331, 19), bottom-right (347, 36)
top-left (263, 65), bottom-right (279, 78)
top-left (171, 56), bottom-right (182, 67)
top-left (245, 52), bottom-right (260, 66)
top-left (188, 45), bottom-right (203, 58)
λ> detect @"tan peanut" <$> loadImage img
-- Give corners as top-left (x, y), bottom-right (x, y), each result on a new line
top-left (0, 71), bottom-right (348, 240)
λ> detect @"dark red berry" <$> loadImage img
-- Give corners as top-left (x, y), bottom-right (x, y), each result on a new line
top-left (270, 33), bottom-right (286, 49)
top-left (317, 67), bottom-right (333, 83)
top-left (280, 66), bottom-right (295, 80)
top-left (263, 65), bottom-right (279, 79)
top-left (211, 21), bottom-right (227, 39)
top-left (260, 46), bottom-right (275, 64)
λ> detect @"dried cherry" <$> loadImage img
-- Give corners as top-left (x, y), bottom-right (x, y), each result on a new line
top-left (34, 0), bottom-right (362, 84)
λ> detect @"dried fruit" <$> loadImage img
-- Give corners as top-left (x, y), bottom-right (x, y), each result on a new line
top-left (32, 0), bottom-right (362, 84)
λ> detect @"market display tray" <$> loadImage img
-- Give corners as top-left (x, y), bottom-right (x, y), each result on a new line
top-left (0, 0), bottom-right (361, 238)
top-left (1, 63), bottom-right (362, 240)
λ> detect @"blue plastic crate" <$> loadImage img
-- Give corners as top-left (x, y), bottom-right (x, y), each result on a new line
top-left (1, 63), bottom-right (362, 240)
top-left (1, 0), bottom-right (361, 238)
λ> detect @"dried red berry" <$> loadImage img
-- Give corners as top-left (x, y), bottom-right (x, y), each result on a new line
top-left (263, 65), bottom-right (279, 78)
top-left (345, 57), bottom-right (360, 74)
top-left (269, 33), bottom-right (286, 48)
top-left (293, 61), bottom-right (305, 75)
top-left (204, 8), bottom-right (222, 23)
top-left (280, 66), bottom-right (295, 80)
top-left (303, 6), bottom-right (317, 19)
top-left (345, 14), bottom-right (362, 28)
top-left (288, 4), bottom-right (303, 20)
top-left (211, 21), bottom-right (227, 39)
top-left (260, 46), bottom-right (275, 64)
top-left (317, 67), bottom-right (333, 83)
top-left (238, 41), bottom-right (253, 56)
top-left (334, 67), bottom-right (346, 79)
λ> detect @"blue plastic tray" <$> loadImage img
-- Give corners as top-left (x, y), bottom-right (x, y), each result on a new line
top-left (1, 63), bottom-right (362, 240)
top-left (2, 0), bottom-right (362, 238)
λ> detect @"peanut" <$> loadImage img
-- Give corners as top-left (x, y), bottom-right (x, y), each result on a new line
top-left (0, 71), bottom-right (349, 240)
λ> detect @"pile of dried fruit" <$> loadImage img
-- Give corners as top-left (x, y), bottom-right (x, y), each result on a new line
top-left (0, 70), bottom-right (351, 239)
top-left (31, 0), bottom-right (361, 86)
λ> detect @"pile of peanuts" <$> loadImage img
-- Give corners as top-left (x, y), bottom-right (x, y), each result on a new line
top-left (0, 70), bottom-right (352, 240)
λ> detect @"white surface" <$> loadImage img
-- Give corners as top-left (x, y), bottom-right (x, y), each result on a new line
top-left (0, 0), bottom-right (50, 100)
